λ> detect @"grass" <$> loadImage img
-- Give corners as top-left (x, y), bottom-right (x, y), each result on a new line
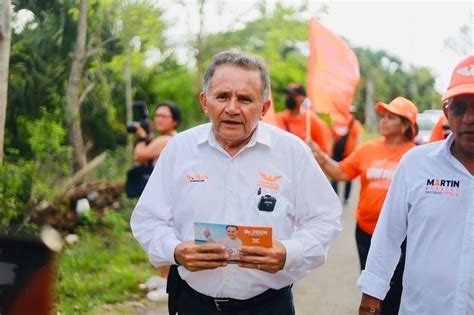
top-left (55, 204), bottom-right (155, 314)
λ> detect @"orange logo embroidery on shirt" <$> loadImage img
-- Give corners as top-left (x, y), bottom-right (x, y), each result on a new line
top-left (259, 172), bottom-right (282, 182)
top-left (257, 172), bottom-right (282, 190)
top-left (186, 174), bottom-right (209, 183)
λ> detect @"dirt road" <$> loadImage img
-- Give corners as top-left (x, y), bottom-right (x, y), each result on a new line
top-left (294, 180), bottom-right (361, 314)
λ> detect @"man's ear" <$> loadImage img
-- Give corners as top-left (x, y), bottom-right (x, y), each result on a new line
top-left (260, 99), bottom-right (271, 120)
top-left (200, 92), bottom-right (209, 117)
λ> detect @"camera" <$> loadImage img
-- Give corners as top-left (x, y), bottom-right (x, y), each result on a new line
top-left (126, 101), bottom-right (151, 133)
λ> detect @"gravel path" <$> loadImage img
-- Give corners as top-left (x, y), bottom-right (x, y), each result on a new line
top-left (294, 180), bottom-right (361, 314)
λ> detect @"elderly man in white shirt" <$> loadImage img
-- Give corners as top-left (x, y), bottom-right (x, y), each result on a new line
top-left (358, 55), bottom-right (474, 315)
top-left (130, 49), bottom-right (342, 315)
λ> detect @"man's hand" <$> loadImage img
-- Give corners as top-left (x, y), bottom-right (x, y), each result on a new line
top-left (359, 293), bottom-right (381, 315)
top-left (174, 240), bottom-right (229, 272)
top-left (236, 240), bottom-right (287, 273)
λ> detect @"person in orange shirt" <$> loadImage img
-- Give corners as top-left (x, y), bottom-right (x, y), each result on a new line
top-left (429, 115), bottom-right (451, 142)
top-left (276, 83), bottom-right (331, 153)
top-left (310, 96), bottom-right (418, 315)
top-left (331, 106), bottom-right (363, 204)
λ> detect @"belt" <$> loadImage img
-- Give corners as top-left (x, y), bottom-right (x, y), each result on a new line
top-left (182, 280), bottom-right (292, 311)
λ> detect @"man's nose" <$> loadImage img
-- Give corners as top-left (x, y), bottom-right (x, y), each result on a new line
top-left (225, 97), bottom-right (239, 114)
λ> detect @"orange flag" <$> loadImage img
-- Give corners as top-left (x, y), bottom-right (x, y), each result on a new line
top-left (307, 17), bottom-right (360, 125)
top-left (262, 89), bottom-right (279, 127)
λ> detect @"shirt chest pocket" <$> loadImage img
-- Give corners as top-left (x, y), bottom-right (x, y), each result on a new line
top-left (250, 187), bottom-right (292, 222)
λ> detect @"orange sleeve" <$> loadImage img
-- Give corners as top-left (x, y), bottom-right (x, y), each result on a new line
top-left (310, 116), bottom-right (331, 153)
top-left (429, 116), bottom-right (447, 142)
top-left (339, 144), bottom-right (365, 179)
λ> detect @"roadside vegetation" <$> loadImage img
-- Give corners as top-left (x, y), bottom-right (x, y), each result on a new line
top-left (56, 202), bottom-right (155, 314)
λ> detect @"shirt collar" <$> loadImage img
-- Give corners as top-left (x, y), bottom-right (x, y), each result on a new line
top-left (427, 133), bottom-right (454, 159)
top-left (196, 121), bottom-right (272, 150)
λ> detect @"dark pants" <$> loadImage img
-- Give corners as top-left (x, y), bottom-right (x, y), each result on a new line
top-left (356, 224), bottom-right (406, 315)
top-left (331, 179), bottom-right (352, 202)
top-left (177, 282), bottom-right (295, 315)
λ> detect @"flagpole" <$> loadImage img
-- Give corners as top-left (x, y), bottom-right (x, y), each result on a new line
top-left (304, 98), bottom-right (311, 143)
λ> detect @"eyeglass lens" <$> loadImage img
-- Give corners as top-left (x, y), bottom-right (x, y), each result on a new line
top-left (450, 101), bottom-right (468, 116)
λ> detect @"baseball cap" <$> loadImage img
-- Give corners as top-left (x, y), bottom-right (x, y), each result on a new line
top-left (375, 96), bottom-right (418, 126)
top-left (285, 83), bottom-right (306, 96)
top-left (442, 55), bottom-right (474, 101)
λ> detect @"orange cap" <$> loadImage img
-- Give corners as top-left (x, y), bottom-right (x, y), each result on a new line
top-left (375, 96), bottom-right (418, 125)
top-left (442, 55), bottom-right (474, 101)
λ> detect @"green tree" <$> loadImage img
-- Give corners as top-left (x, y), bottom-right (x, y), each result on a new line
top-left (352, 47), bottom-right (440, 131)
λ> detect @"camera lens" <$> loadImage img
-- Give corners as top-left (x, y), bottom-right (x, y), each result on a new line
top-left (126, 122), bottom-right (137, 133)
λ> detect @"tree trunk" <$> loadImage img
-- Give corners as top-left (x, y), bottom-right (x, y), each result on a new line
top-left (66, 0), bottom-right (88, 171)
top-left (124, 51), bottom-right (133, 157)
top-left (0, 0), bottom-right (11, 165)
top-left (365, 75), bottom-right (377, 133)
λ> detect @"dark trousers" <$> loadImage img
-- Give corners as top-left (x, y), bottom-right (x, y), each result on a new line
top-left (177, 282), bottom-right (295, 315)
top-left (331, 179), bottom-right (352, 202)
top-left (356, 224), bottom-right (405, 315)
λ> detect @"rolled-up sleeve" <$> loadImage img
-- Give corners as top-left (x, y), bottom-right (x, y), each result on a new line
top-left (357, 158), bottom-right (409, 299)
top-left (282, 146), bottom-right (343, 275)
top-left (130, 140), bottom-right (181, 267)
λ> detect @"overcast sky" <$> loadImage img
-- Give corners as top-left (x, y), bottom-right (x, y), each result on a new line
top-left (164, 1), bottom-right (473, 93)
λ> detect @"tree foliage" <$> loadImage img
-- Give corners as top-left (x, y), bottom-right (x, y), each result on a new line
top-left (1, 1), bottom-right (442, 224)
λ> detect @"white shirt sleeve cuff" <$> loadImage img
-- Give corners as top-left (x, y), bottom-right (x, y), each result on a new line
top-left (280, 239), bottom-right (304, 271)
top-left (151, 238), bottom-right (181, 266)
top-left (357, 270), bottom-right (390, 300)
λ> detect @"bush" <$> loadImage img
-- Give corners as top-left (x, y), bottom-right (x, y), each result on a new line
top-left (87, 146), bottom-right (132, 183)
top-left (0, 108), bottom-right (73, 231)
top-left (0, 157), bottom-right (35, 228)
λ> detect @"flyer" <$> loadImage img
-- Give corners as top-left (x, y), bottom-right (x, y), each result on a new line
top-left (194, 222), bottom-right (272, 260)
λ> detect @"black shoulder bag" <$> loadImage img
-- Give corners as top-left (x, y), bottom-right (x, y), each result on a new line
top-left (332, 118), bottom-right (354, 162)
top-left (124, 162), bottom-right (154, 198)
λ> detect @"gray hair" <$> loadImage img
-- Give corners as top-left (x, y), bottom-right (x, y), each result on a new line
top-left (202, 49), bottom-right (271, 102)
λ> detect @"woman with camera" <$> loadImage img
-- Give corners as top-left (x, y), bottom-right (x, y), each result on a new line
top-left (132, 102), bottom-right (181, 298)
top-left (134, 102), bottom-right (181, 165)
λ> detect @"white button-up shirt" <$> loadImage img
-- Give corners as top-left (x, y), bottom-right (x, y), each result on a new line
top-left (131, 122), bottom-right (342, 299)
top-left (358, 134), bottom-right (474, 315)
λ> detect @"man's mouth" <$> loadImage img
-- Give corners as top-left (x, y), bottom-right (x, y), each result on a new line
top-left (222, 120), bottom-right (242, 125)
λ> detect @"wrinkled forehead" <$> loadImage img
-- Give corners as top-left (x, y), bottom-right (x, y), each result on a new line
top-left (209, 65), bottom-right (263, 92)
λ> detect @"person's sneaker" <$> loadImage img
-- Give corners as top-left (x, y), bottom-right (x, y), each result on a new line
top-left (139, 276), bottom-right (167, 290)
top-left (147, 287), bottom-right (168, 302)
top-left (343, 199), bottom-right (349, 205)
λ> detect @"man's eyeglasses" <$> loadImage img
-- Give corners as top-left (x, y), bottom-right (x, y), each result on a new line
top-left (446, 100), bottom-right (469, 116)
top-left (155, 114), bottom-right (172, 119)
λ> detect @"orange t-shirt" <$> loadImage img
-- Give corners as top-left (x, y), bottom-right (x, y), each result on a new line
top-left (276, 110), bottom-right (331, 153)
top-left (339, 139), bottom-right (416, 235)
top-left (429, 115), bottom-right (448, 142)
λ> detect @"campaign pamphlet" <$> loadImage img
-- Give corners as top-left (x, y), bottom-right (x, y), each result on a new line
top-left (194, 222), bottom-right (272, 260)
